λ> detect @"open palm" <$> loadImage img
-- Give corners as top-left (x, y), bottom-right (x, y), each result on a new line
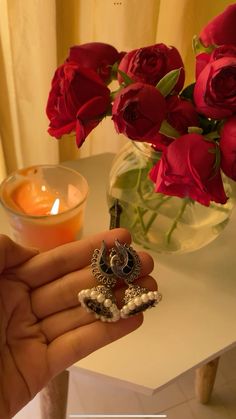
top-left (0, 229), bottom-right (156, 418)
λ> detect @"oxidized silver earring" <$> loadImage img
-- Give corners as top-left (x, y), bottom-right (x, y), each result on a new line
top-left (78, 240), bottom-right (120, 322)
top-left (78, 238), bottom-right (162, 321)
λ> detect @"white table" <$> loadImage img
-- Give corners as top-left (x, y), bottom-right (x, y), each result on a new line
top-left (68, 154), bottom-right (236, 394)
top-left (1, 154), bottom-right (236, 415)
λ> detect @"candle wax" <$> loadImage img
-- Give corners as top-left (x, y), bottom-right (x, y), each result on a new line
top-left (4, 179), bottom-right (86, 251)
top-left (11, 180), bottom-right (69, 215)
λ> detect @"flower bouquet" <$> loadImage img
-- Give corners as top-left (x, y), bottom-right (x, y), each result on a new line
top-left (46, 4), bottom-right (236, 254)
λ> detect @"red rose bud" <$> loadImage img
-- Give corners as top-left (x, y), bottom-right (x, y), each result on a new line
top-left (112, 82), bottom-right (166, 143)
top-left (46, 62), bottom-right (110, 145)
top-left (149, 133), bottom-right (227, 206)
top-left (194, 56), bottom-right (236, 119)
top-left (68, 42), bottom-right (122, 83)
top-left (165, 96), bottom-right (199, 134)
top-left (196, 45), bottom-right (236, 79)
top-left (152, 95), bottom-right (199, 151)
top-left (195, 52), bottom-right (211, 79)
top-left (220, 116), bottom-right (236, 181)
top-left (199, 4), bottom-right (236, 47)
top-left (118, 43), bottom-right (185, 93)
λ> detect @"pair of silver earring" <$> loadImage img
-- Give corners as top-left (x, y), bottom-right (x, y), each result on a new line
top-left (78, 239), bottom-right (162, 322)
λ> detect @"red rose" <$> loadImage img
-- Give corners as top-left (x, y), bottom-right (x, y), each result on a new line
top-left (149, 133), bottom-right (227, 206)
top-left (68, 42), bottom-right (123, 83)
top-left (152, 95), bottom-right (199, 151)
top-left (112, 82), bottom-right (166, 142)
top-left (195, 53), bottom-right (211, 79)
top-left (193, 56), bottom-right (236, 119)
top-left (196, 45), bottom-right (236, 79)
top-left (118, 44), bottom-right (185, 93)
top-left (46, 62), bottom-right (110, 147)
top-left (199, 4), bottom-right (236, 47)
top-left (220, 116), bottom-right (236, 181)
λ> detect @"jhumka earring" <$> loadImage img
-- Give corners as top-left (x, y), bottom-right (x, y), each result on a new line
top-left (78, 200), bottom-right (162, 322)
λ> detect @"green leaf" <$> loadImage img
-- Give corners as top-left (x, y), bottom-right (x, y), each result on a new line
top-left (159, 120), bottom-right (180, 139)
top-left (117, 69), bottom-right (134, 86)
top-left (205, 131), bottom-right (220, 140)
top-left (188, 126), bottom-right (203, 135)
top-left (192, 35), bottom-right (216, 55)
top-left (110, 61), bottom-right (119, 80)
top-left (180, 83), bottom-right (195, 101)
top-left (156, 68), bottom-right (181, 97)
top-left (112, 167), bottom-right (150, 190)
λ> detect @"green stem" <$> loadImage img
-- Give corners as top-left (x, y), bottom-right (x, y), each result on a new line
top-left (136, 168), bottom-right (144, 197)
top-left (144, 196), bottom-right (172, 233)
top-left (136, 207), bottom-right (147, 233)
top-left (135, 167), bottom-right (176, 235)
top-left (130, 208), bottom-right (148, 230)
top-left (165, 198), bottom-right (190, 245)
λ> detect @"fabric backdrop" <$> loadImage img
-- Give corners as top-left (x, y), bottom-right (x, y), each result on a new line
top-left (0, 0), bottom-right (234, 181)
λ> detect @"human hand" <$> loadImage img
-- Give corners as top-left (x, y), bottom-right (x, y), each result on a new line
top-left (0, 229), bottom-right (157, 418)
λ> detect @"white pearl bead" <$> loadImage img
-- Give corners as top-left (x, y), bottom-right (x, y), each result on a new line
top-left (128, 301), bottom-right (136, 310)
top-left (122, 305), bottom-right (130, 315)
top-left (148, 291), bottom-right (155, 300)
top-left (97, 293), bottom-right (105, 303)
top-left (104, 298), bottom-right (112, 307)
top-left (155, 292), bottom-right (162, 301)
top-left (85, 289), bottom-right (91, 297)
top-left (91, 290), bottom-right (98, 299)
top-left (141, 293), bottom-right (149, 303)
top-left (134, 297), bottom-right (142, 306)
top-left (110, 304), bottom-right (117, 312)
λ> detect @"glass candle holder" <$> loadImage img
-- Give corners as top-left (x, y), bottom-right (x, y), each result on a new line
top-left (0, 164), bottom-right (89, 251)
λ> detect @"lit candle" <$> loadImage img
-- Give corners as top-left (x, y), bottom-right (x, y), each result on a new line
top-left (0, 165), bottom-right (89, 251)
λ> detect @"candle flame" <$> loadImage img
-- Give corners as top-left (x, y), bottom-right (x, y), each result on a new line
top-left (50, 198), bottom-right (60, 215)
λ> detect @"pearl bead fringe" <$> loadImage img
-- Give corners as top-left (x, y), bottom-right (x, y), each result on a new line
top-left (78, 287), bottom-right (120, 322)
top-left (120, 290), bottom-right (162, 319)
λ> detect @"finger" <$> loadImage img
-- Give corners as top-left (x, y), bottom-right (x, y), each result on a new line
top-left (12, 228), bottom-right (132, 288)
top-left (48, 314), bottom-right (143, 376)
top-left (0, 234), bottom-right (38, 274)
top-left (40, 275), bottom-right (157, 342)
top-left (32, 251), bottom-right (154, 318)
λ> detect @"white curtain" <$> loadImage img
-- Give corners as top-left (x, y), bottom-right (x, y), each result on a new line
top-left (0, 135), bottom-right (6, 182)
top-left (0, 0), bottom-right (59, 175)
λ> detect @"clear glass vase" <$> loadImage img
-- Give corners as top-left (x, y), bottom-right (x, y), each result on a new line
top-left (107, 141), bottom-right (235, 254)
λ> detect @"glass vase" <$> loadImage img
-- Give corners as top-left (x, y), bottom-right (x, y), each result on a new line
top-left (107, 141), bottom-right (235, 254)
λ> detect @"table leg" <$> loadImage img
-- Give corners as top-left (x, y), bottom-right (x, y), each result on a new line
top-left (40, 370), bottom-right (69, 419)
top-left (195, 357), bottom-right (220, 404)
